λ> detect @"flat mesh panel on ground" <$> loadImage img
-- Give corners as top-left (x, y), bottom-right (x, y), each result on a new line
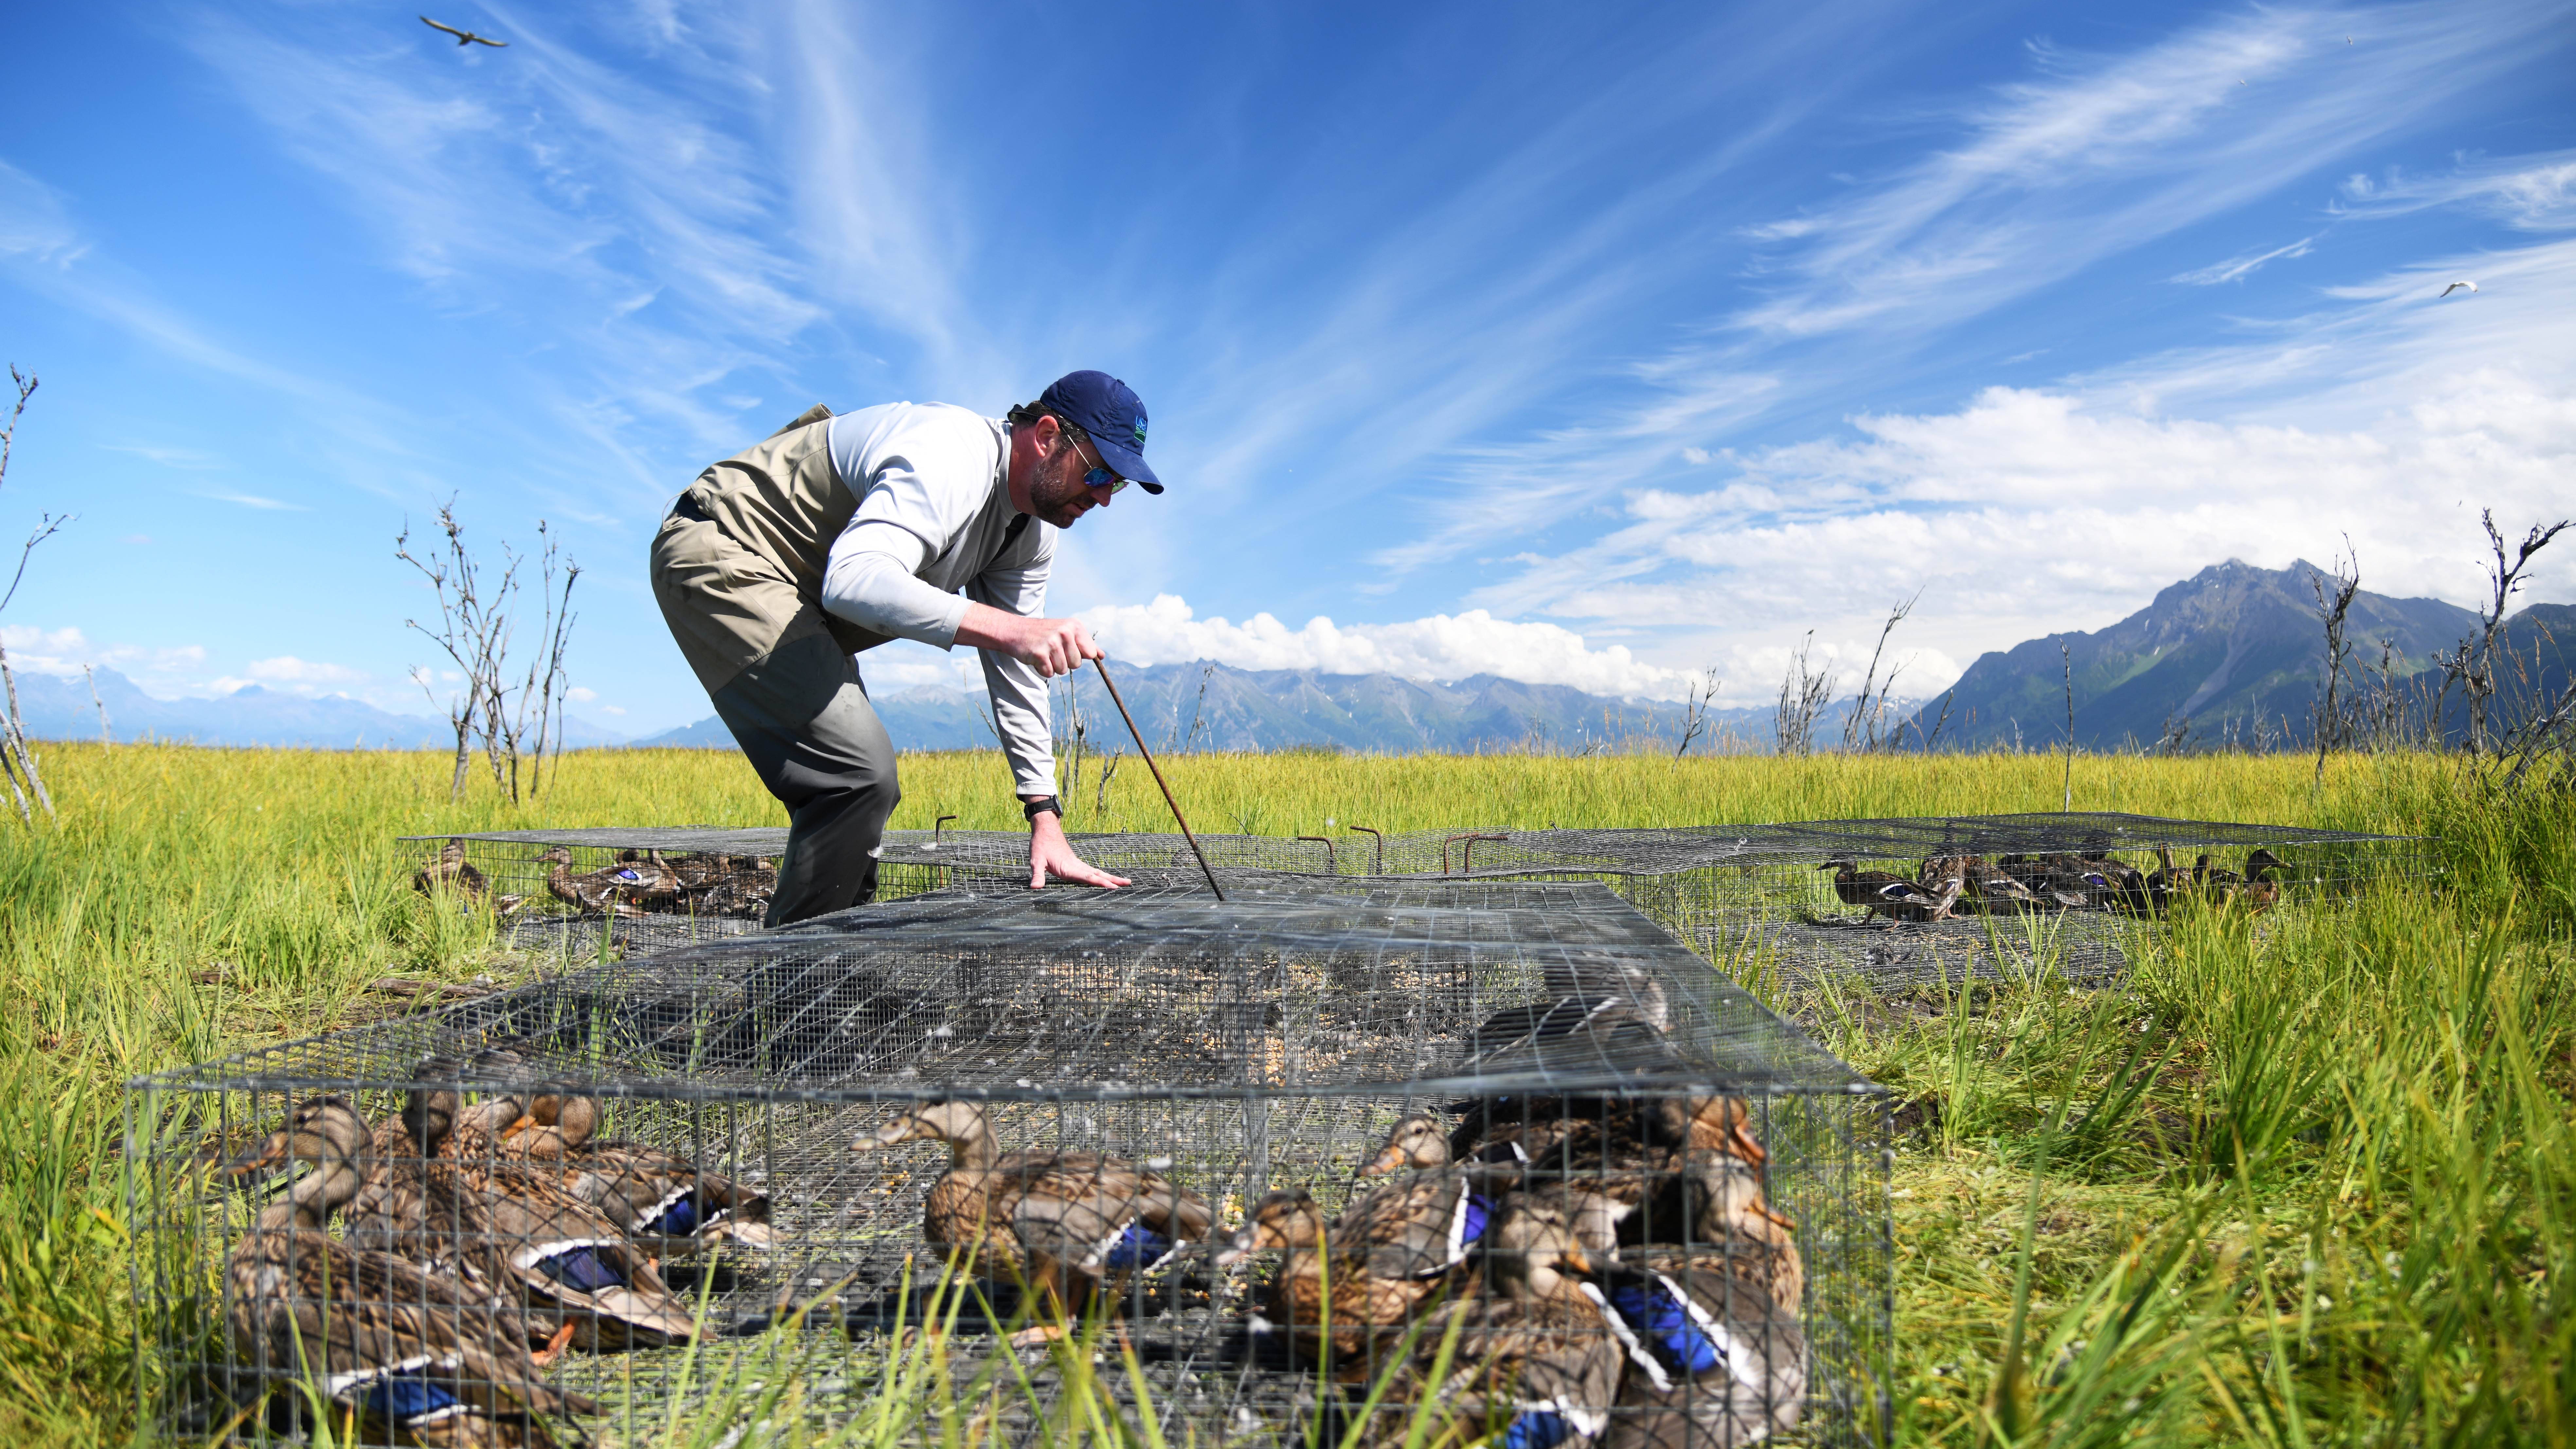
top-left (407, 811), bottom-right (2421, 988)
top-left (870, 813), bottom-right (2424, 990)
top-left (129, 880), bottom-right (1890, 1447)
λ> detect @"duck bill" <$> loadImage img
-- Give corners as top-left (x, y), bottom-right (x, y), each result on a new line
top-left (1727, 1122), bottom-right (1770, 1167)
top-left (1357, 1144), bottom-right (1410, 1178)
top-left (222, 1129), bottom-right (292, 1184)
top-left (851, 1118), bottom-right (923, 1153)
top-left (1557, 1243), bottom-right (1594, 1276)
top-left (223, 1126), bottom-right (333, 1187)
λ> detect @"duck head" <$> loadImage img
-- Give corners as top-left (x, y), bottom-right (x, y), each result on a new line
top-left (2245, 848), bottom-right (2290, 881)
top-left (1688, 1154), bottom-right (1796, 1244)
top-left (1487, 1199), bottom-right (1592, 1300)
top-left (853, 1099), bottom-right (1000, 1168)
top-left (509, 1093), bottom-right (603, 1157)
top-left (1215, 1187), bottom-right (1325, 1267)
top-left (228, 1095), bottom-right (372, 1221)
top-left (401, 1085), bottom-right (459, 1150)
top-left (1360, 1112), bottom-right (1450, 1177)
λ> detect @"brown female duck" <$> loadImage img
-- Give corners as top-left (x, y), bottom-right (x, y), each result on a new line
top-left (852, 1099), bottom-right (1214, 1345)
top-left (434, 1095), bottom-right (700, 1353)
top-left (225, 1096), bottom-right (597, 1447)
top-left (1585, 1247), bottom-right (1807, 1448)
top-left (1817, 861), bottom-right (1942, 922)
top-left (1396, 1199), bottom-right (1621, 1449)
top-left (502, 1093), bottom-right (773, 1251)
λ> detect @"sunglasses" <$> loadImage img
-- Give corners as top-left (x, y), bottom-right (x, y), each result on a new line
top-left (1062, 423), bottom-right (1131, 496)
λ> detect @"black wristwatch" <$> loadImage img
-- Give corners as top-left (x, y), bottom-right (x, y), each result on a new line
top-left (1022, 796), bottom-right (1063, 824)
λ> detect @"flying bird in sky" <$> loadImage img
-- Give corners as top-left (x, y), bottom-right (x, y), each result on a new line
top-left (2439, 280), bottom-right (2479, 298)
top-left (421, 16), bottom-right (507, 47)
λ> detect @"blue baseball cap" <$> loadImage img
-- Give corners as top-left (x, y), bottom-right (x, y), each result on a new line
top-left (1037, 370), bottom-right (1163, 494)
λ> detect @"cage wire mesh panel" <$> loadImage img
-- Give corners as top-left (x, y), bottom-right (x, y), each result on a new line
top-left (402, 827), bottom-right (792, 958)
top-left (873, 813), bottom-right (2424, 992)
top-left (130, 880), bottom-right (1891, 1447)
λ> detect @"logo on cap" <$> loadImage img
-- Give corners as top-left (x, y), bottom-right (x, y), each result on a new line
top-left (1130, 417), bottom-right (1147, 449)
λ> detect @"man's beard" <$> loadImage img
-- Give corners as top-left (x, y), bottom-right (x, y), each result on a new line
top-left (1026, 447), bottom-right (1098, 528)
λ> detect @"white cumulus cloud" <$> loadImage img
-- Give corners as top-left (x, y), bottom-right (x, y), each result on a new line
top-left (1077, 595), bottom-right (1698, 700)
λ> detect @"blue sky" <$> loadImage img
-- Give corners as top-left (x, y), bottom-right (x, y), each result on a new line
top-left (1, 0), bottom-right (2570, 736)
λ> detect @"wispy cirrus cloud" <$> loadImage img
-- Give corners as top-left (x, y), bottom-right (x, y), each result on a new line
top-left (1467, 229), bottom-right (2576, 703)
top-left (201, 492), bottom-right (306, 512)
top-left (2335, 150), bottom-right (2576, 231)
top-left (1728, 0), bottom-right (2571, 340)
top-left (2172, 235), bottom-right (2317, 285)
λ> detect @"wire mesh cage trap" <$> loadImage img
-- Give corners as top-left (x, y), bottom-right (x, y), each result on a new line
top-left (129, 879), bottom-right (1891, 1447)
top-left (871, 813), bottom-right (2426, 993)
top-left (401, 827), bottom-right (794, 959)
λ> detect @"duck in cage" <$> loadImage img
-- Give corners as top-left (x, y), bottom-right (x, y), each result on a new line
top-left (1820, 844), bottom-right (2301, 923)
top-left (219, 1056), bottom-right (783, 1445)
top-left (833, 979), bottom-right (1812, 1448)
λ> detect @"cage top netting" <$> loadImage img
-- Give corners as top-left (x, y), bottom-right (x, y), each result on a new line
top-left (405, 810), bottom-right (2410, 882)
top-left (136, 880), bottom-right (1874, 1107)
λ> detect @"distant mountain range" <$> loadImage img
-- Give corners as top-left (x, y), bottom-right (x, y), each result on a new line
top-left (8, 666), bottom-right (628, 750)
top-left (631, 663), bottom-right (1795, 754)
top-left (1907, 559), bottom-right (2571, 751)
top-left (22, 558), bottom-right (2566, 755)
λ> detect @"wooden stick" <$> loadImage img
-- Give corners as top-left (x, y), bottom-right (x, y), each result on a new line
top-left (1091, 657), bottom-right (1224, 901)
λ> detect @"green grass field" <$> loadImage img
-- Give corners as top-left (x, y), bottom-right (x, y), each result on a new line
top-left (1, 741), bottom-right (2568, 1445)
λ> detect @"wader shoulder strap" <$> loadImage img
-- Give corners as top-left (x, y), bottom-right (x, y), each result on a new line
top-left (770, 403), bottom-right (834, 438)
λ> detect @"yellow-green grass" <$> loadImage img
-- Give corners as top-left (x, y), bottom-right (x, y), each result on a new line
top-left (0, 741), bottom-right (2567, 1445)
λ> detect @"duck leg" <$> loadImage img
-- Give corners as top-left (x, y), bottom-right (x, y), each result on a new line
top-left (530, 1318), bottom-right (578, 1368)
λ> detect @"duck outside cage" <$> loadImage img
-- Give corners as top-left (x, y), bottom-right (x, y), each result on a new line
top-left (128, 879), bottom-right (1892, 1447)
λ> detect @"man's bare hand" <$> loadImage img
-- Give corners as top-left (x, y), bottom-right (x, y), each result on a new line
top-left (958, 603), bottom-right (1102, 679)
top-left (1028, 812), bottom-right (1130, 890)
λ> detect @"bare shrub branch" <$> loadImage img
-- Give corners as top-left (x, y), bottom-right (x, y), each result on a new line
top-left (0, 366), bottom-right (67, 823)
top-left (1774, 632), bottom-right (1832, 757)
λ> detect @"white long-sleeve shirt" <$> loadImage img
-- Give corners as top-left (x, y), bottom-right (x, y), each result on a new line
top-left (819, 402), bottom-right (1057, 796)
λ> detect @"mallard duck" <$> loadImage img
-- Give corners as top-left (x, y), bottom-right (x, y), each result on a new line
top-left (224, 1096), bottom-right (598, 1447)
top-left (434, 1094), bottom-right (699, 1353)
top-left (2191, 853), bottom-right (2245, 901)
top-left (1399, 1199), bottom-right (1621, 1449)
top-left (537, 847), bottom-right (650, 918)
top-left (611, 849), bottom-right (687, 906)
top-left (1219, 1187), bottom-right (1442, 1369)
top-left (1816, 861), bottom-right (1940, 923)
top-left (1587, 1251), bottom-right (1807, 1448)
top-left (1361, 1112), bottom-right (1452, 1178)
top-left (339, 1086), bottom-right (485, 1288)
top-left (2079, 855), bottom-right (2152, 914)
top-left (851, 1099), bottom-right (1214, 1346)
top-left (501, 1093), bottom-right (773, 1251)
top-left (1916, 855), bottom-right (1970, 920)
top-left (1670, 1153), bottom-right (1803, 1314)
top-left (1965, 857), bottom-right (2039, 913)
top-left (413, 838), bottom-right (490, 906)
top-left (2240, 848), bottom-right (2290, 910)
top-left (2143, 846), bottom-right (2189, 914)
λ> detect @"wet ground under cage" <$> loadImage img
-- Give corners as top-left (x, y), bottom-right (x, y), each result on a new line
top-left (129, 879), bottom-right (1891, 1447)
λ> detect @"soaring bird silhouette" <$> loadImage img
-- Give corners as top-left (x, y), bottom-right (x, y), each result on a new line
top-left (422, 15), bottom-right (509, 46)
top-left (2439, 280), bottom-right (2478, 298)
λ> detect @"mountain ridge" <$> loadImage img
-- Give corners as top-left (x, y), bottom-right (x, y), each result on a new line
top-left (1907, 558), bottom-right (2565, 750)
top-left (7, 666), bottom-right (629, 750)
